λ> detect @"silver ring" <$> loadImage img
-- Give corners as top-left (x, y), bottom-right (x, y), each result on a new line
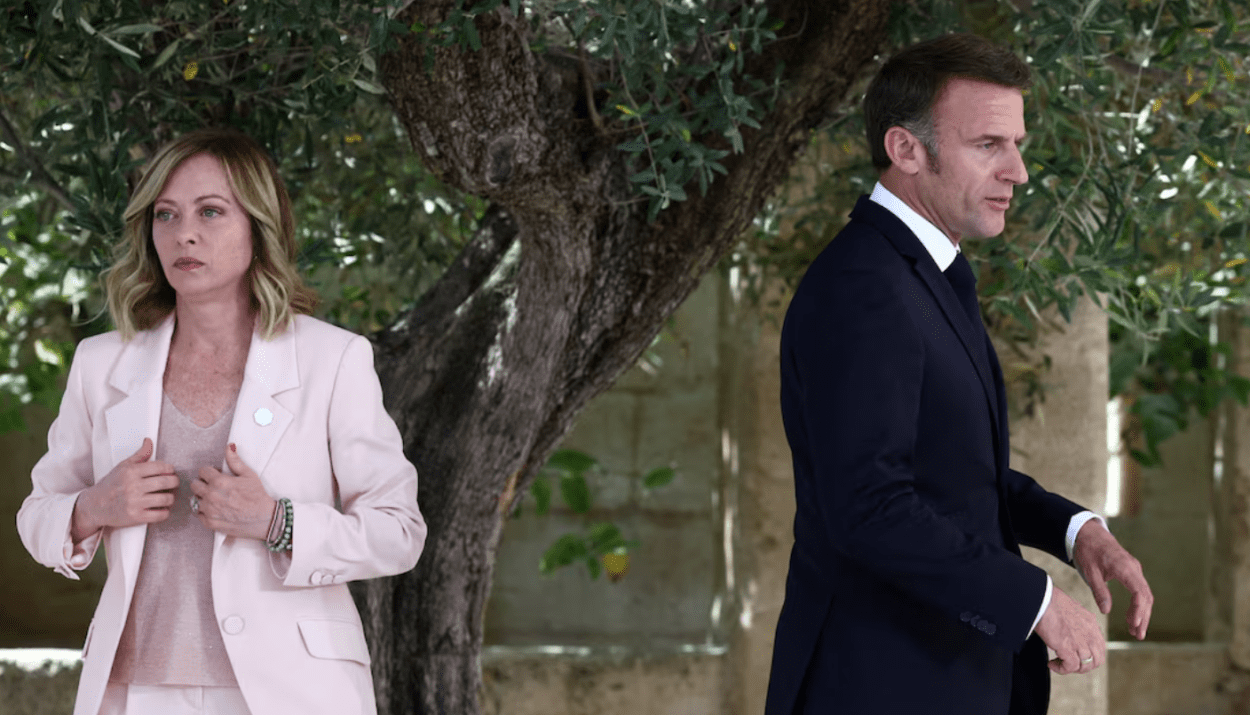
top-left (1079, 657), bottom-right (1093, 664)
top-left (190, 495), bottom-right (200, 514)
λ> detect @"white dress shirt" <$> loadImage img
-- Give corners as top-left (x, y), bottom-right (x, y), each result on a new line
top-left (869, 182), bottom-right (1107, 636)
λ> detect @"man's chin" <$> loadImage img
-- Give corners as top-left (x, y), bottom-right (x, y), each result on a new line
top-left (967, 222), bottom-right (1007, 240)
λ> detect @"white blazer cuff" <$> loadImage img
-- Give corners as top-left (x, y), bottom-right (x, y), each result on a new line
top-left (54, 527), bottom-right (102, 580)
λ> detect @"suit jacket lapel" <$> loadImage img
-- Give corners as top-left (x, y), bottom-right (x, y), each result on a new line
top-left (103, 314), bottom-right (176, 590)
top-left (849, 197), bottom-right (1003, 441)
top-left (221, 318), bottom-right (298, 489)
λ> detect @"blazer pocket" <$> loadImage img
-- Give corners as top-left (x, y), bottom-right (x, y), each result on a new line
top-left (297, 619), bottom-right (372, 666)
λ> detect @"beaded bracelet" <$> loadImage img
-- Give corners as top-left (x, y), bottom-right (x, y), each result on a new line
top-left (266, 498), bottom-right (294, 553)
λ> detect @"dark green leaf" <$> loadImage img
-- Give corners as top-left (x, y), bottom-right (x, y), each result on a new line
top-left (546, 448), bottom-right (597, 474)
top-left (588, 522), bottom-right (625, 553)
top-left (151, 39), bottom-right (181, 70)
top-left (531, 476), bottom-right (552, 515)
top-left (539, 534), bottom-right (588, 574)
top-left (463, 16), bottom-right (481, 51)
top-left (559, 472), bottom-right (592, 513)
top-left (643, 466), bottom-right (675, 489)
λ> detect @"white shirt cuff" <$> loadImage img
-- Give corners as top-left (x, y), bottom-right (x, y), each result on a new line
top-left (1030, 512), bottom-right (1106, 637)
top-left (1029, 575), bottom-right (1053, 637)
top-left (1065, 510), bottom-right (1107, 562)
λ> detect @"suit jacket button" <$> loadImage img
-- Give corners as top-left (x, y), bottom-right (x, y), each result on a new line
top-left (222, 615), bottom-right (245, 635)
top-left (960, 612), bottom-right (973, 622)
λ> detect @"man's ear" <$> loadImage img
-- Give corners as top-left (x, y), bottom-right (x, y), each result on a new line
top-left (884, 126), bottom-right (924, 175)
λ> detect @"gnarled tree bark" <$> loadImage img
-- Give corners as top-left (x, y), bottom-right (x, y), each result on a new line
top-left (356, 1), bottom-right (893, 712)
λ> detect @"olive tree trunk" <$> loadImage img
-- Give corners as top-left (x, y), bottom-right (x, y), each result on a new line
top-left (355, 1), bottom-right (893, 712)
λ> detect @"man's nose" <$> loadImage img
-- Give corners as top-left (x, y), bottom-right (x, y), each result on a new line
top-left (1001, 146), bottom-right (1029, 185)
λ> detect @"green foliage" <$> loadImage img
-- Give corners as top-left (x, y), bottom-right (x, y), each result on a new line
top-left (411, 0), bottom-right (782, 220)
top-left (524, 0), bottom-right (781, 221)
top-left (7, 0), bottom-right (1249, 589)
top-left (520, 448), bottom-right (672, 580)
top-left (0, 0), bottom-right (478, 430)
top-left (642, 465), bottom-right (675, 489)
top-left (1114, 315), bottom-right (1250, 467)
top-left (734, 0), bottom-right (1250, 469)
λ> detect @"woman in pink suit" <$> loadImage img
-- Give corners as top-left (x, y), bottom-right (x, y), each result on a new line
top-left (17, 128), bottom-right (427, 715)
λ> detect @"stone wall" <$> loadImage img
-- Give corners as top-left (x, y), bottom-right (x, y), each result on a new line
top-left (483, 274), bottom-right (728, 650)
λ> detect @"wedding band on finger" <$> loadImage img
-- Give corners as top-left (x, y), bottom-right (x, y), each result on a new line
top-left (190, 495), bottom-right (200, 514)
top-left (1080, 657), bottom-right (1094, 664)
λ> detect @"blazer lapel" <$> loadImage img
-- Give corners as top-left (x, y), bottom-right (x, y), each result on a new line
top-left (913, 262), bottom-right (1002, 433)
top-left (103, 314), bottom-right (176, 589)
top-left (849, 197), bottom-right (1003, 440)
top-left (221, 319), bottom-right (299, 487)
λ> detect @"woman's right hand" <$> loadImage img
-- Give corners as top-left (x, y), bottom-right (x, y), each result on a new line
top-left (71, 438), bottom-right (179, 541)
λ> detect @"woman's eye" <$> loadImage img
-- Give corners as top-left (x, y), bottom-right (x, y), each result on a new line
top-left (154, 210), bottom-right (173, 221)
top-left (202, 207), bottom-right (221, 218)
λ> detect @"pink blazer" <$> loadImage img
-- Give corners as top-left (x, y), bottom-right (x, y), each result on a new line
top-left (17, 314), bottom-right (427, 715)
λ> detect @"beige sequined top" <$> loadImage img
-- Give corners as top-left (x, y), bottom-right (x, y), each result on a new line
top-left (109, 393), bottom-right (239, 686)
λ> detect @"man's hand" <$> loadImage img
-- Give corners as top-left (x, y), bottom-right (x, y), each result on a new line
top-left (1072, 520), bottom-right (1154, 640)
top-left (1034, 585), bottom-right (1105, 674)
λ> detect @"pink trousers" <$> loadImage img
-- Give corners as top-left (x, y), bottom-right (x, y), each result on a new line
top-left (98, 683), bottom-right (253, 715)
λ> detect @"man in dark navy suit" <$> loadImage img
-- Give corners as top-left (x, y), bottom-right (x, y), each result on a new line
top-left (765, 34), bottom-right (1155, 715)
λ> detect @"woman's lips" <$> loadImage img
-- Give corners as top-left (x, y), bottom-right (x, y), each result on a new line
top-left (173, 258), bottom-right (204, 270)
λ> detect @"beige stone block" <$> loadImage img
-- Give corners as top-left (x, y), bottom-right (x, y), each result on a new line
top-left (485, 511), bottom-right (717, 647)
top-left (615, 274), bottom-right (721, 394)
top-left (1108, 645), bottom-right (1160, 714)
top-left (559, 391), bottom-right (638, 510)
top-left (1107, 515), bottom-right (1207, 641)
top-left (1136, 413), bottom-right (1214, 518)
top-left (636, 391), bottom-right (720, 514)
top-left (731, 305), bottom-right (794, 715)
top-left (481, 653), bottom-right (726, 715)
top-left (1108, 643), bottom-right (1231, 715)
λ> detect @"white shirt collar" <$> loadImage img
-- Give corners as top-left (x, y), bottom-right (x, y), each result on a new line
top-left (869, 182), bottom-right (960, 271)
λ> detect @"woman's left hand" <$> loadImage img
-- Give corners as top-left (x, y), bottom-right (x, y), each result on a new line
top-left (191, 443), bottom-right (276, 541)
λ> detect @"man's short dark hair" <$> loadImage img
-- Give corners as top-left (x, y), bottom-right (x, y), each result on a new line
top-left (863, 33), bottom-right (1032, 171)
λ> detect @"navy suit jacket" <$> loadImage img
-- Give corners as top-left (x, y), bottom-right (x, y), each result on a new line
top-left (765, 196), bottom-right (1086, 715)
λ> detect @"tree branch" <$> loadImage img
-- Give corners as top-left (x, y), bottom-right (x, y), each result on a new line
top-left (0, 108), bottom-right (75, 213)
top-left (1104, 54), bottom-right (1176, 83)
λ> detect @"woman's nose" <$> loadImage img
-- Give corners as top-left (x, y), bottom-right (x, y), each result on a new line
top-left (174, 221), bottom-right (197, 244)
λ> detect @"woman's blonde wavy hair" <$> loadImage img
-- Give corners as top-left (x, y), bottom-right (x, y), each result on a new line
top-left (104, 127), bottom-right (318, 341)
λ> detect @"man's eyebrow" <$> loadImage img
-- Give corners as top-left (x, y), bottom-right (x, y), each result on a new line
top-left (971, 134), bottom-right (1029, 145)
